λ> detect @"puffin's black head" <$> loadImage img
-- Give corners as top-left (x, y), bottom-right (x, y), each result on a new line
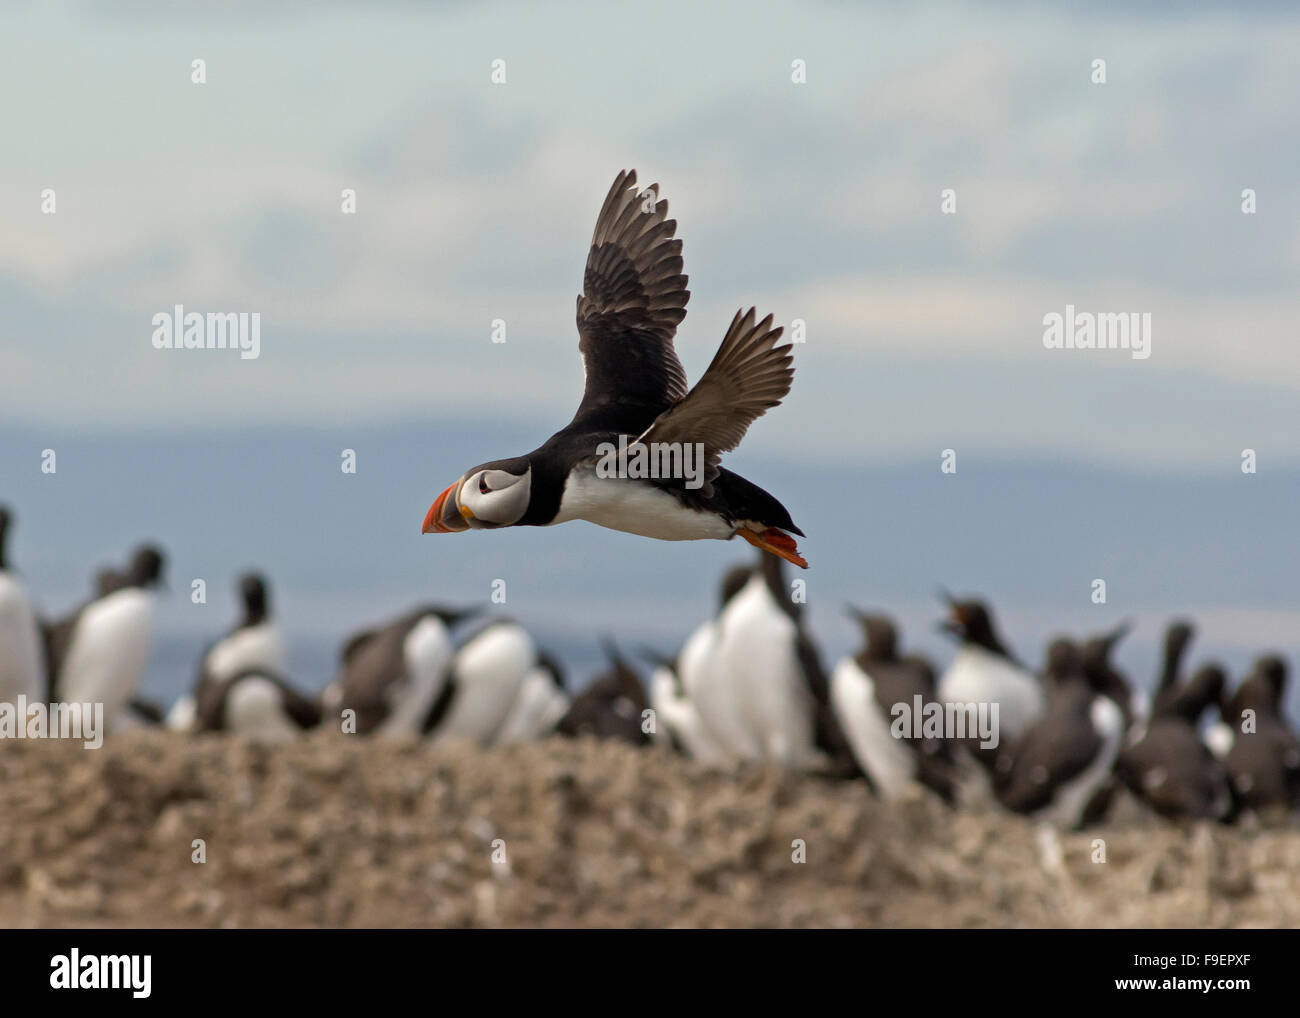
top-left (125, 545), bottom-right (166, 588)
top-left (422, 456), bottom-right (532, 534)
top-left (239, 572), bottom-right (270, 625)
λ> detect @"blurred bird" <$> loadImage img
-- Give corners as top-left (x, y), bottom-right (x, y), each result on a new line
top-left (693, 554), bottom-right (852, 772)
top-left (667, 563), bottom-right (762, 760)
top-left (1079, 620), bottom-right (1138, 729)
top-left (424, 618), bottom-right (564, 746)
top-left (642, 646), bottom-right (730, 764)
top-left (0, 506), bottom-right (47, 706)
top-left (171, 573), bottom-right (288, 732)
top-left (555, 639), bottom-right (649, 744)
top-left (493, 648), bottom-right (570, 744)
top-left (997, 636), bottom-right (1125, 828)
top-left (936, 593), bottom-right (1044, 750)
top-left (1149, 619), bottom-right (1196, 721)
top-left (1220, 655), bottom-right (1300, 812)
top-left (830, 609), bottom-right (954, 802)
top-left (322, 605), bottom-right (473, 736)
top-left (193, 667), bottom-right (322, 740)
top-left (45, 544), bottom-right (166, 731)
top-left (1117, 664), bottom-right (1235, 822)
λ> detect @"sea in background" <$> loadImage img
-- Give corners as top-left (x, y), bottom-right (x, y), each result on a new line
top-left (2, 417), bottom-right (1298, 722)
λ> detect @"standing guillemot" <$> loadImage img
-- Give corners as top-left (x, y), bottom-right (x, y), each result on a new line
top-left (556, 639), bottom-right (649, 744)
top-left (493, 649), bottom-right (570, 744)
top-left (423, 618), bottom-right (560, 745)
top-left (698, 554), bottom-right (853, 771)
top-left (1149, 619), bottom-right (1196, 720)
top-left (193, 667), bottom-right (322, 740)
top-left (670, 564), bottom-right (763, 760)
top-left (171, 573), bottom-right (289, 732)
top-left (1079, 621), bottom-right (1139, 729)
top-left (422, 169), bottom-right (808, 569)
top-left (996, 637), bottom-right (1125, 828)
top-left (0, 507), bottom-right (47, 707)
top-left (1208, 653), bottom-right (1288, 759)
top-left (642, 646), bottom-right (730, 765)
top-left (830, 611), bottom-right (955, 802)
top-left (45, 545), bottom-right (165, 732)
top-left (203, 573), bottom-right (287, 682)
top-left (322, 605), bottom-right (473, 736)
top-left (1220, 656), bottom-right (1300, 812)
top-left (1117, 663), bottom-right (1235, 821)
top-left (185, 574), bottom-right (319, 738)
top-left (936, 594), bottom-right (1044, 745)
top-left (935, 594), bottom-right (1043, 804)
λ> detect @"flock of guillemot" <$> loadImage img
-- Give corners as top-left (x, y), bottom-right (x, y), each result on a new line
top-left (2, 169), bottom-right (1295, 828)
top-left (0, 503), bottom-right (1296, 829)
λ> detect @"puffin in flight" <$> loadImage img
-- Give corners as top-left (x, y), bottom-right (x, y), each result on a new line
top-left (422, 169), bottom-right (808, 568)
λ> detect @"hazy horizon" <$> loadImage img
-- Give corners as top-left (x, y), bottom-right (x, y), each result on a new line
top-left (3, 418), bottom-right (1297, 721)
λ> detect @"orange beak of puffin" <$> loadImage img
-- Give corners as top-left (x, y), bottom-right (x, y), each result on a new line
top-left (422, 480), bottom-right (471, 534)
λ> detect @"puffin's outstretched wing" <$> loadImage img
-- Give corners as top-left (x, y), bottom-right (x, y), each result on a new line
top-left (635, 308), bottom-right (792, 491)
top-left (573, 169), bottom-right (690, 423)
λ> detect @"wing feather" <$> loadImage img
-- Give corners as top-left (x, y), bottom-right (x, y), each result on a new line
top-left (635, 308), bottom-right (793, 491)
top-left (574, 170), bottom-right (690, 422)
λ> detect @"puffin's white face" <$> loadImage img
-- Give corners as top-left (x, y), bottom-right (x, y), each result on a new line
top-left (422, 458), bottom-right (532, 533)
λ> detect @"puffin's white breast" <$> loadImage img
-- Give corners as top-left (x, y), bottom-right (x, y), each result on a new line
top-left (552, 469), bottom-right (733, 541)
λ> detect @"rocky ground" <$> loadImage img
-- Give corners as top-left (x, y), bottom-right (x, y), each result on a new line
top-left (0, 731), bottom-right (1297, 928)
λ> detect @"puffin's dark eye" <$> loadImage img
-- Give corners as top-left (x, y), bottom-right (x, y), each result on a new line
top-left (478, 475), bottom-right (491, 494)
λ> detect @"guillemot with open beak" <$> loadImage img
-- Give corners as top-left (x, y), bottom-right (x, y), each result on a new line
top-left (422, 169), bottom-right (808, 568)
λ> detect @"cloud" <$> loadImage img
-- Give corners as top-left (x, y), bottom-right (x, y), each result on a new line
top-left (1, 0), bottom-right (1297, 471)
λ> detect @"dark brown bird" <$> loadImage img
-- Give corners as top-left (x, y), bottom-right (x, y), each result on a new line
top-left (556, 639), bottom-right (650, 744)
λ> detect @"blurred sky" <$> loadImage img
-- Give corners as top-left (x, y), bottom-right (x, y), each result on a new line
top-left (3, 0), bottom-right (1298, 464)
top-left (1, 2), bottom-right (1298, 709)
